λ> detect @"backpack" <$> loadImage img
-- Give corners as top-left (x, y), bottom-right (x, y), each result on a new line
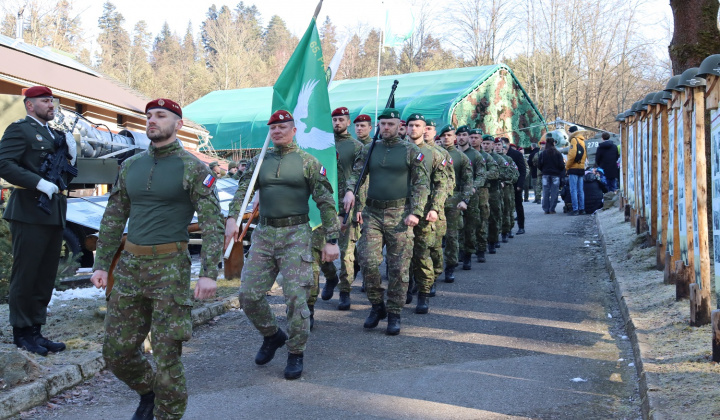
top-left (573, 139), bottom-right (585, 164)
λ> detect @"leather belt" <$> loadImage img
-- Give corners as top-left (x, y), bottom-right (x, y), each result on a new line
top-left (125, 240), bottom-right (188, 256)
top-left (366, 197), bottom-right (408, 209)
top-left (258, 214), bottom-right (309, 227)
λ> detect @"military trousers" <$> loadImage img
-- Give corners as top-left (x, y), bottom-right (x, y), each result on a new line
top-left (411, 217), bottom-right (436, 294)
top-left (357, 205), bottom-right (414, 314)
top-left (8, 221), bottom-right (63, 328)
top-left (239, 222), bottom-right (313, 354)
top-left (443, 196), bottom-right (463, 268)
top-left (535, 174), bottom-right (543, 203)
top-left (502, 185), bottom-right (515, 234)
top-left (475, 188), bottom-right (490, 252)
top-left (310, 227), bottom-right (338, 307)
top-left (462, 190), bottom-right (481, 254)
top-left (488, 185), bottom-right (502, 244)
top-left (104, 249), bottom-right (193, 420)
top-left (429, 209), bottom-right (447, 279)
top-left (338, 220), bottom-right (360, 293)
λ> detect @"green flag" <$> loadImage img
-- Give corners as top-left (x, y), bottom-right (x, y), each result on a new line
top-left (271, 17), bottom-right (337, 228)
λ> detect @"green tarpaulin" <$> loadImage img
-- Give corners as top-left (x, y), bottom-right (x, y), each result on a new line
top-left (184, 64), bottom-right (546, 150)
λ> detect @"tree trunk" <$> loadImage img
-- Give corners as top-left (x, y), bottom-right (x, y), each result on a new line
top-left (669, 0), bottom-right (720, 74)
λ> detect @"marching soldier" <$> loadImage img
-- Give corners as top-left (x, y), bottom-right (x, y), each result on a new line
top-left (354, 114), bottom-right (373, 145)
top-left (533, 139), bottom-right (546, 204)
top-left (226, 110), bottom-right (340, 380)
top-left (470, 128), bottom-right (497, 262)
top-left (405, 113), bottom-right (449, 314)
top-left (483, 135), bottom-right (504, 253)
top-left (343, 108), bottom-right (429, 335)
top-left (90, 98), bottom-right (224, 420)
top-left (438, 125), bottom-right (472, 283)
top-left (0, 86), bottom-right (76, 356)
top-left (497, 140), bottom-right (519, 242)
top-left (456, 125), bottom-right (486, 270)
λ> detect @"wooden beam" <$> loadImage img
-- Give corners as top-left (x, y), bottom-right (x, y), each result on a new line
top-left (678, 88), bottom-right (695, 300)
top-left (658, 102), bottom-right (668, 270)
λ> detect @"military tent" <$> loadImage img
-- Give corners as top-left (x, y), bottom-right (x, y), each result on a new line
top-left (184, 64), bottom-right (546, 150)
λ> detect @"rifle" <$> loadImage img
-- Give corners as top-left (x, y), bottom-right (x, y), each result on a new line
top-left (37, 116), bottom-right (79, 214)
top-left (342, 80), bottom-right (399, 224)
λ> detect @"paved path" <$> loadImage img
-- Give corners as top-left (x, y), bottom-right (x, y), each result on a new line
top-left (20, 199), bottom-right (641, 419)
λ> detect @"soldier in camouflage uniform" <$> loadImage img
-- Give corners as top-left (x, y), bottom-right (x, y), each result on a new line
top-left (438, 125), bottom-right (473, 283)
top-left (226, 110), bottom-right (340, 380)
top-left (497, 140), bottom-right (519, 242)
top-left (483, 135), bottom-right (505, 254)
top-left (405, 113), bottom-right (449, 313)
top-left (470, 129), bottom-right (496, 262)
top-left (533, 139), bottom-right (546, 203)
top-left (343, 108), bottom-right (429, 335)
top-left (354, 114), bottom-right (373, 145)
top-left (456, 126), bottom-right (486, 270)
top-left (91, 99), bottom-right (224, 420)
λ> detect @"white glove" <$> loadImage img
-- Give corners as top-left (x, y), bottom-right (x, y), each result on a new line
top-left (37, 179), bottom-right (59, 199)
top-left (65, 132), bottom-right (77, 165)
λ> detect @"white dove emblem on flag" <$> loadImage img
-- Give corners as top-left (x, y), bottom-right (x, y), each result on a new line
top-left (293, 79), bottom-right (334, 150)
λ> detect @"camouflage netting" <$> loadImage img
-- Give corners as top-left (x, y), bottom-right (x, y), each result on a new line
top-left (451, 68), bottom-right (546, 147)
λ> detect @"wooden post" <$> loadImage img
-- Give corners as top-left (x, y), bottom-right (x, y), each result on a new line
top-left (637, 111), bottom-right (646, 234)
top-left (630, 114), bottom-right (638, 230)
top-left (690, 85), bottom-right (711, 326)
top-left (622, 117), bottom-right (630, 216)
top-left (712, 310), bottom-right (720, 362)
top-left (666, 93), bottom-right (682, 285)
top-left (706, 72), bottom-right (720, 360)
top-left (658, 101), bottom-right (668, 270)
top-left (650, 104), bottom-right (659, 249)
top-left (678, 88), bottom-right (695, 300)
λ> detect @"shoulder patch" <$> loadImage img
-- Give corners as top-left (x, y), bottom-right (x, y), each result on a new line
top-left (449, 158), bottom-right (454, 165)
top-left (320, 166), bottom-right (327, 176)
top-left (416, 152), bottom-right (424, 162)
top-left (203, 174), bottom-right (216, 188)
top-left (441, 158), bottom-right (447, 167)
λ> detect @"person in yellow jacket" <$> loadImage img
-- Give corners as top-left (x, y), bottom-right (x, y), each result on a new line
top-left (565, 126), bottom-right (587, 215)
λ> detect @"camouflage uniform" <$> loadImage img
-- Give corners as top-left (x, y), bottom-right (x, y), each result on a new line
top-left (442, 145), bottom-right (473, 269)
top-left (460, 147), bottom-right (486, 258)
top-left (476, 149), bottom-right (498, 253)
top-left (429, 145), bottom-right (455, 279)
top-left (310, 226), bottom-right (338, 307)
top-left (410, 141), bottom-right (449, 294)
top-left (487, 151), bottom-right (507, 246)
top-left (231, 142), bottom-right (339, 354)
top-left (335, 133), bottom-right (364, 296)
top-left (94, 140), bottom-right (224, 420)
top-left (533, 151), bottom-right (543, 203)
top-left (357, 134), bottom-right (373, 146)
top-left (499, 154), bottom-right (518, 234)
top-left (346, 136), bottom-right (429, 315)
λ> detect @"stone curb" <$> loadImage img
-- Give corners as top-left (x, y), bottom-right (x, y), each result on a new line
top-left (595, 212), bottom-right (657, 420)
top-left (0, 294), bottom-right (240, 419)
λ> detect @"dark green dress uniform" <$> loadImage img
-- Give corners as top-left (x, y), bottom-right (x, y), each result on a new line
top-left (231, 141), bottom-right (339, 354)
top-left (460, 146), bottom-right (486, 263)
top-left (346, 129), bottom-right (429, 319)
top-left (0, 116), bottom-right (71, 329)
top-left (93, 140), bottom-right (224, 420)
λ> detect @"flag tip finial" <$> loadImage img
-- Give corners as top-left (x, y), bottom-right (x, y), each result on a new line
top-left (313, 0), bottom-right (323, 20)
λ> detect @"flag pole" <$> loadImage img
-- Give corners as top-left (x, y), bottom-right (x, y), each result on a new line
top-left (375, 3), bottom-right (384, 122)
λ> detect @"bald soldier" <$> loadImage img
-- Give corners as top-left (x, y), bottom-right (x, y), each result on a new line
top-left (469, 129), bottom-right (497, 262)
top-left (438, 125), bottom-right (473, 283)
top-left (354, 114), bottom-right (373, 145)
top-left (456, 125), bottom-right (486, 271)
top-left (405, 113), bottom-right (449, 314)
top-left (226, 110), bottom-right (340, 380)
top-left (344, 108), bottom-right (429, 335)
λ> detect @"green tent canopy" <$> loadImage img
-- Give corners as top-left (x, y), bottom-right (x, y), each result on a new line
top-left (184, 64), bottom-right (546, 150)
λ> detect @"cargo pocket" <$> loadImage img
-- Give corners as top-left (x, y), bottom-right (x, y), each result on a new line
top-left (298, 254), bottom-right (314, 286)
top-left (168, 295), bottom-right (193, 341)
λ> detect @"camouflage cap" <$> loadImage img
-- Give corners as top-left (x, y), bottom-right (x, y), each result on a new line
top-left (455, 125), bottom-right (470, 134)
top-left (406, 113), bottom-right (426, 123)
top-left (228, 161), bottom-right (238, 169)
top-left (481, 134), bottom-right (494, 142)
top-left (378, 108), bottom-right (401, 120)
top-left (438, 124), bottom-right (455, 136)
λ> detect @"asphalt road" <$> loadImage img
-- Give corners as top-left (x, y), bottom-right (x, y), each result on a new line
top-left (20, 197), bottom-right (641, 419)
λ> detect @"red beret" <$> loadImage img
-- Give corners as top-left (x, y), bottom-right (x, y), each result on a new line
top-left (400, 120), bottom-right (407, 126)
top-left (268, 109), bottom-right (293, 125)
top-left (493, 138), bottom-right (502, 144)
top-left (509, 143), bottom-right (518, 149)
top-left (146, 98), bottom-right (182, 118)
top-left (331, 107), bottom-right (349, 117)
top-left (539, 140), bottom-right (546, 145)
top-left (24, 86), bottom-right (53, 98)
top-left (354, 114), bottom-right (371, 123)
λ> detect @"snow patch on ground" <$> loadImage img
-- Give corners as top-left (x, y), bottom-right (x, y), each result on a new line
top-left (49, 287), bottom-right (105, 305)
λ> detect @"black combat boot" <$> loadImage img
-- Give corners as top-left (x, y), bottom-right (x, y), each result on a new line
top-left (31, 325), bottom-right (66, 353)
top-left (284, 353), bottom-right (304, 380)
top-left (476, 251), bottom-right (486, 263)
top-left (508, 231), bottom-right (514, 238)
top-left (338, 291), bottom-right (351, 310)
top-left (488, 243), bottom-right (496, 254)
top-left (415, 293), bottom-right (429, 314)
top-left (406, 275), bottom-right (415, 304)
top-left (131, 391), bottom-right (155, 420)
top-left (428, 282), bottom-right (436, 297)
top-left (13, 327), bottom-right (48, 356)
top-left (321, 276), bottom-right (339, 301)
top-left (386, 313), bottom-right (401, 335)
top-left (255, 328), bottom-right (288, 365)
top-left (501, 234), bottom-right (508, 243)
top-left (444, 265), bottom-right (455, 283)
top-left (462, 253), bottom-right (472, 270)
top-left (363, 302), bottom-right (387, 329)
top-left (516, 228), bottom-right (525, 234)
top-left (308, 305), bottom-right (315, 331)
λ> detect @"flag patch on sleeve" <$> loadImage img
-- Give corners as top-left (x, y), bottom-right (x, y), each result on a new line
top-left (449, 158), bottom-right (453, 165)
top-left (441, 158), bottom-right (447, 166)
top-left (416, 153), bottom-right (424, 162)
top-left (320, 166), bottom-right (327, 176)
top-left (203, 174), bottom-right (216, 188)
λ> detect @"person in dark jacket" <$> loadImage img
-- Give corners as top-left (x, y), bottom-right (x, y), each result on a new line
top-left (583, 169), bottom-right (608, 214)
top-left (502, 138), bottom-right (526, 234)
top-left (594, 132), bottom-right (619, 191)
top-left (527, 143), bottom-right (539, 202)
top-left (537, 137), bottom-right (565, 214)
